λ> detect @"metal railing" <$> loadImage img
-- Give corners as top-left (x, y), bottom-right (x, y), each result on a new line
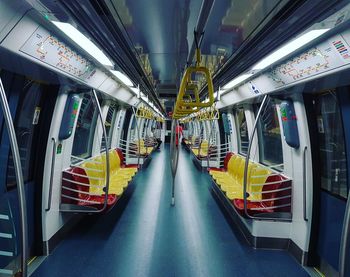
top-left (60, 89), bottom-right (110, 213)
top-left (61, 153), bottom-right (115, 210)
top-left (207, 141), bottom-right (230, 168)
top-left (243, 95), bottom-right (292, 221)
top-left (119, 138), bottom-right (145, 165)
top-left (245, 173), bottom-right (292, 212)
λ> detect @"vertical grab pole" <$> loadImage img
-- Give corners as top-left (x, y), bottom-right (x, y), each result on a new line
top-left (170, 119), bottom-right (179, 206)
top-left (0, 78), bottom-right (28, 276)
top-left (45, 138), bottom-right (56, 212)
top-left (302, 146), bottom-right (308, 221)
top-left (339, 190), bottom-right (350, 277)
top-left (132, 107), bottom-right (141, 168)
top-left (243, 95), bottom-right (268, 218)
top-left (207, 119), bottom-right (215, 169)
top-left (92, 89), bottom-right (110, 211)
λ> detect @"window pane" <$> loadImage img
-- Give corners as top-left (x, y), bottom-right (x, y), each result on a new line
top-left (236, 108), bottom-right (249, 155)
top-left (7, 82), bottom-right (42, 188)
top-left (71, 93), bottom-right (97, 161)
top-left (256, 99), bottom-right (283, 169)
top-left (314, 93), bottom-right (348, 199)
top-left (101, 104), bottom-right (117, 151)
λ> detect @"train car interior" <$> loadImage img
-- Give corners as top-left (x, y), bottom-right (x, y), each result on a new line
top-left (0, 0), bottom-right (350, 276)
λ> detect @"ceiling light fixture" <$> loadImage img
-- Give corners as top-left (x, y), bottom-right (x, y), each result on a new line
top-left (51, 21), bottom-right (113, 67)
top-left (222, 73), bottom-right (253, 90)
top-left (110, 70), bottom-right (134, 87)
top-left (130, 86), bottom-right (139, 95)
top-left (253, 29), bottom-right (329, 70)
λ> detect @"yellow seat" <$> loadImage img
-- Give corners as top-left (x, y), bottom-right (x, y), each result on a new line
top-left (225, 161), bottom-right (256, 200)
top-left (80, 159), bottom-right (106, 195)
top-left (214, 156), bottom-right (239, 188)
top-left (80, 150), bottom-right (139, 197)
top-left (101, 151), bottom-right (137, 177)
top-left (247, 167), bottom-right (271, 201)
top-left (209, 151), bottom-right (274, 202)
top-left (210, 155), bottom-right (238, 178)
top-left (192, 140), bottom-right (209, 157)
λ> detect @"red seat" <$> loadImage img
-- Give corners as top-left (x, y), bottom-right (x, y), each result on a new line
top-left (208, 152), bottom-right (234, 172)
top-left (232, 199), bottom-right (274, 215)
top-left (232, 174), bottom-right (291, 217)
top-left (61, 167), bottom-right (117, 211)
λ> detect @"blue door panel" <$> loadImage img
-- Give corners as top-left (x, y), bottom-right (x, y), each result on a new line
top-left (7, 181), bottom-right (36, 254)
top-left (317, 191), bottom-right (346, 270)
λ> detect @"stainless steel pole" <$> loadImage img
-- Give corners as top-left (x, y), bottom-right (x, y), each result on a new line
top-left (92, 89), bottom-right (110, 211)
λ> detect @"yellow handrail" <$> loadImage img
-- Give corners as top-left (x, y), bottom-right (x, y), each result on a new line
top-left (136, 104), bottom-right (154, 119)
top-left (173, 48), bottom-right (214, 119)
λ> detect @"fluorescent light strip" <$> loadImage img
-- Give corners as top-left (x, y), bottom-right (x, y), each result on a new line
top-left (222, 73), bottom-right (253, 90)
top-left (130, 87), bottom-right (139, 95)
top-left (253, 29), bottom-right (329, 70)
top-left (51, 21), bottom-right (113, 67)
top-left (110, 70), bottom-right (134, 87)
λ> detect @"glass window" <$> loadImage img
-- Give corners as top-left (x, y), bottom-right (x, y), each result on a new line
top-left (101, 104), bottom-right (117, 151)
top-left (112, 0), bottom-right (283, 90)
top-left (129, 115), bottom-right (138, 141)
top-left (236, 108), bottom-right (249, 155)
top-left (6, 82), bottom-right (43, 188)
top-left (142, 119), bottom-right (149, 137)
top-left (255, 99), bottom-right (283, 169)
top-left (314, 92), bottom-right (348, 199)
top-left (71, 93), bottom-right (98, 161)
top-left (166, 120), bottom-right (172, 131)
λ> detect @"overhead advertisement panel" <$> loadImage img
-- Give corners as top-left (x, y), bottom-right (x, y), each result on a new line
top-left (269, 31), bottom-right (350, 87)
top-left (19, 26), bottom-right (98, 82)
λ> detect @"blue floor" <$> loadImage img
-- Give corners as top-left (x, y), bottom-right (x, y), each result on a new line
top-left (32, 145), bottom-right (308, 277)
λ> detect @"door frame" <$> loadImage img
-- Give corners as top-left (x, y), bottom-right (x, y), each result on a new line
top-left (304, 89), bottom-right (350, 271)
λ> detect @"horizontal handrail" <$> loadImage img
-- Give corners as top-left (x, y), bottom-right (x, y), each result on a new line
top-left (266, 163), bottom-right (284, 169)
top-left (64, 166), bottom-right (103, 173)
top-left (250, 179), bottom-right (292, 186)
top-left (250, 203), bottom-right (291, 211)
top-left (71, 155), bottom-right (103, 164)
top-left (248, 195), bottom-right (292, 203)
top-left (61, 177), bottom-right (104, 188)
top-left (63, 171), bottom-right (104, 181)
top-left (250, 173), bottom-right (287, 179)
top-left (61, 194), bottom-right (102, 204)
top-left (61, 186), bottom-right (104, 196)
top-left (249, 186), bottom-right (292, 195)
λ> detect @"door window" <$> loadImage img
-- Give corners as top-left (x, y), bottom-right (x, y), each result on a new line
top-left (236, 108), bottom-right (249, 155)
top-left (314, 92), bottom-right (348, 199)
top-left (101, 104), bottom-right (117, 151)
top-left (255, 99), bottom-right (284, 170)
top-left (71, 93), bottom-right (98, 161)
top-left (5, 81), bottom-right (43, 189)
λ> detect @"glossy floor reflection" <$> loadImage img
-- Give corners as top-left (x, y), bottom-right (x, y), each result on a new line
top-left (32, 145), bottom-right (308, 277)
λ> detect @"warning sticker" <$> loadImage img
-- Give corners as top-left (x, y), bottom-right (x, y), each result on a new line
top-left (32, 107), bottom-right (41, 125)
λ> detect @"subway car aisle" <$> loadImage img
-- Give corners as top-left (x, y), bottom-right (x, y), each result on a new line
top-left (31, 145), bottom-right (308, 277)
